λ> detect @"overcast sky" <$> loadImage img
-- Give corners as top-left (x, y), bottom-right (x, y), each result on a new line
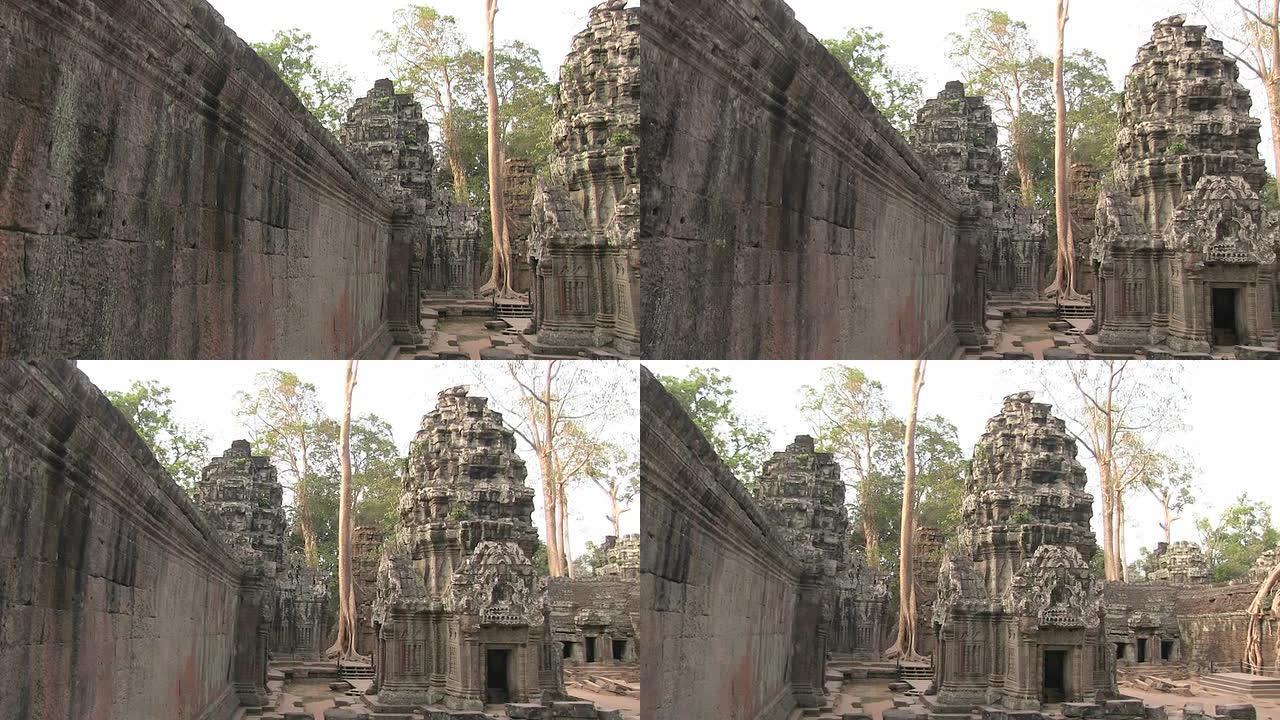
top-left (208, 0), bottom-right (628, 91)
top-left (784, 0), bottom-right (1277, 173)
top-left (79, 361), bottom-right (639, 560)
top-left (644, 361), bottom-right (1280, 567)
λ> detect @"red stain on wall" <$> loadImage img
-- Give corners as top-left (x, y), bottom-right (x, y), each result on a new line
top-left (329, 283), bottom-right (353, 356)
top-left (893, 277), bottom-right (922, 357)
top-left (721, 636), bottom-right (756, 719)
top-left (171, 642), bottom-right (198, 720)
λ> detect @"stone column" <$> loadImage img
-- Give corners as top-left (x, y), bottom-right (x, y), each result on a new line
top-left (232, 569), bottom-right (271, 708)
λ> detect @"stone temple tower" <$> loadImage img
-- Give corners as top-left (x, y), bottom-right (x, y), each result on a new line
top-left (371, 387), bottom-right (561, 712)
top-left (1094, 16), bottom-right (1279, 354)
top-left (931, 393), bottom-right (1111, 711)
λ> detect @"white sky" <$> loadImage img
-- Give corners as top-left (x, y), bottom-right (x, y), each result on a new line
top-left (785, 0), bottom-right (1277, 174)
top-left (208, 0), bottom-right (634, 90)
top-left (644, 361), bottom-right (1280, 567)
top-left (79, 361), bottom-right (640, 560)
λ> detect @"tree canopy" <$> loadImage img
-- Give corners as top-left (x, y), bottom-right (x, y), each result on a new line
top-left (105, 381), bottom-right (210, 489)
top-left (656, 368), bottom-right (772, 488)
top-left (821, 26), bottom-right (924, 133)
top-left (251, 29), bottom-right (354, 133)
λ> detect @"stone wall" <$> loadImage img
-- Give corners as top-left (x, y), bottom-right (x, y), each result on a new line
top-left (641, 0), bottom-right (968, 359)
top-left (0, 361), bottom-right (243, 719)
top-left (0, 0), bottom-right (396, 358)
top-left (641, 366), bottom-right (824, 720)
top-left (549, 577), bottom-right (640, 664)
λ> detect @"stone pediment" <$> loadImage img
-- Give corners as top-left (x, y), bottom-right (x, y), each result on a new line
top-left (445, 540), bottom-right (544, 627)
top-left (1167, 176), bottom-right (1278, 265)
top-left (1005, 545), bottom-right (1102, 630)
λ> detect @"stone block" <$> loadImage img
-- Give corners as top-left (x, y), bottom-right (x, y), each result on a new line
top-left (1002, 351), bottom-right (1035, 359)
top-left (597, 711), bottom-right (623, 720)
top-left (884, 709), bottom-right (917, 720)
top-left (506, 705), bottom-right (548, 719)
top-left (479, 347), bottom-right (518, 359)
top-left (1064, 703), bottom-right (1103, 718)
top-left (550, 701), bottom-right (598, 718)
top-left (1215, 706), bottom-right (1257, 720)
top-left (330, 680), bottom-right (355, 691)
top-left (843, 714), bottom-right (874, 720)
top-left (1145, 706), bottom-right (1168, 720)
top-left (1105, 700), bottom-right (1145, 717)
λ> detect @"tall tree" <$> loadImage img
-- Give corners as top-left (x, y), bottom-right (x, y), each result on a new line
top-left (656, 369), bottom-right (772, 487)
top-left (1245, 557), bottom-right (1280, 674)
top-left (589, 449), bottom-right (638, 539)
top-left (326, 361), bottom-right (364, 661)
top-left (251, 29), bottom-right (354, 133)
top-left (886, 361), bottom-right (926, 661)
top-left (802, 366), bottom-right (895, 567)
top-left (480, 0), bottom-right (515, 297)
top-left (1030, 361), bottom-right (1187, 581)
top-left (1021, 50), bottom-right (1118, 205)
top-left (105, 380), bottom-right (210, 490)
top-left (948, 10), bottom-right (1051, 207)
top-left (1049, 0), bottom-right (1077, 298)
top-left (236, 371), bottom-right (333, 567)
top-left (1143, 455), bottom-right (1196, 545)
top-left (1195, 0), bottom-right (1280, 177)
top-left (377, 6), bottom-right (473, 199)
top-left (821, 26), bottom-right (925, 133)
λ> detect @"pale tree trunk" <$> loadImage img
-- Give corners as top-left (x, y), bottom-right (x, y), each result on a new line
top-left (1161, 495), bottom-right (1173, 545)
top-left (1115, 497), bottom-right (1128, 582)
top-left (532, 365), bottom-right (564, 577)
top-left (480, 0), bottom-right (514, 297)
top-left (609, 489), bottom-right (622, 539)
top-left (1245, 561), bottom-right (1280, 673)
top-left (296, 443), bottom-right (320, 568)
top-left (862, 429), bottom-right (879, 567)
top-left (886, 361), bottom-right (926, 661)
top-left (558, 479), bottom-right (573, 578)
top-left (1100, 461), bottom-right (1117, 581)
top-left (326, 361), bottom-right (365, 662)
top-left (1049, 0), bottom-right (1077, 299)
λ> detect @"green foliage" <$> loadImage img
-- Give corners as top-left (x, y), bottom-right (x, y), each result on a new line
top-left (105, 380), bottom-right (210, 491)
top-left (1128, 545), bottom-right (1157, 581)
top-left (1020, 51), bottom-right (1120, 208)
top-left (656, 369), bottom-right (772, 489)
top-left (1196, 493), bottom-right (1280, 582)
top-left (572, 540), bottom-right (610, 576)
top-left (251, 28), bottom-right (354, 134)
top-left (378, 7), bottom-right (555, 212)
top-left (1167, 139), bottom-right (1189, 155)
top-left (1264, 177), bottom-right (1280, 210)
top-left (821, 26), bottom-right (924, 134)
top-left (447, 503), bottom-right (472, 521)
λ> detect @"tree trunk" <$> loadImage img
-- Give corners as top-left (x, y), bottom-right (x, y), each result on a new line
top-left (862, 434), bottom-right (878, 567)
top-left (537, 367), bottom-right (563, 577)
top-left (480, 0), bottom-right (513, 298)
top-left (1245, 560), bottom-right (1280, 673)
top-left (1011, 120), bottom-right (1036, 208)
top-left (1116, 496), bottom-right (1128, 582)
top-left (1050, 0), bottom-right (1075, 299)
top-left (1271, 1), bottom-right (1280, 179)
top-left (1100, 461), bottom-right (1117, 581)
top-left (559, 480), bottom-right (573, 578)
top-left (609, 488), bottom-right (622, 539)
top-left (886, 361), bottom-right (926, 661)
top-left (326, 360), bottom-right (365, 662)
top-left (1162, 496), bottom-right (1173, 545)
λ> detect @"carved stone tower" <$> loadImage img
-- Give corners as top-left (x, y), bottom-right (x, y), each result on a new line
top-left (1094, 16), bottom-right (1278, 353)
top-left (530, 0), bottom-right (640, 356)
top-left (371, 387), bottom-right (561, 711)
top-left (932, 393), bottom-right (1111, 710)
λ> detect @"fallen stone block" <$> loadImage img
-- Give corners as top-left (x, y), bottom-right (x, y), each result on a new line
top-left (883, 709), bottom-right (916, 720)
top-left (597, 711), bottom-right (623, 720)
top-left (1043, 348), bottom-right (1080, 359)
top-left (1105, 700), bottom-right (1145, 717)
top-left (330, 680), bottom-right (355, 691)
top-left (1064, 703), bottom-right (1103, 718)
top-left (1215, 706), bottom-right (1257, 720)
top-left (505, 703), bottom-right (547, 719)
top-left (1145, 706), bottom-right (1168, 720)
top-left (550, 701), bottom-right (598, 718)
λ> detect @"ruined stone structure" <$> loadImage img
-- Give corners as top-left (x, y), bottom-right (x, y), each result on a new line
top-left (1149, 541), bottom-right (1212, 585)
top-left (1104, 583), bottom-right (1183, 669)
top-left (274, 552), bottom-right (330, 660)
top-left (0, 362), bottom-right (261, 719)
top-left (1071, 163), bottom-right (1104, 295)
top-left (642, 367), bottom-right (826, 720)
top-left (549, 573), bottom-right (640, 666)
top-left (932, 393), bottom-right (1112, 710)
top-left (1093, 16), bottom-right (1279, 354)
top-left (642, 0), bottom-right (992, 359)
top-left (914, 527), bottom-right (946, 656)
top-left (370, 387), bottom-right (561, 711)
top-left (530, 0), bottom-right (640, 357)
top-left (353, 524), bottom-right (385, 657)
top-left (601, 533), bottom-right (641, 579)
top-left (506, 157), bottom-right (537, 296)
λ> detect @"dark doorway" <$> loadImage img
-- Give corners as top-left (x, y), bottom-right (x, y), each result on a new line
top-left (1115, 643), bottom-right (1127, 660)
top-left (1043, 650), bottom-right (1067, 703)
top-left (1212, 288), bottom-right (1240, 346)
top-left (1161, 640), bottom-right (1175, 661)
top-left (585, 636), bottom-right (597, 663)
top-left (1137, 638), bottom-right (1148, 664)
top-left (613, 639), bottom-right (627, 661)
top-left (562, 641), bottom-right (573, 659)
top-left (485, 649), bottom-right (511, 704)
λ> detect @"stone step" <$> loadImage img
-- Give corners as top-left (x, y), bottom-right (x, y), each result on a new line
top-left (1199, 672), bottom-right (1280, 699)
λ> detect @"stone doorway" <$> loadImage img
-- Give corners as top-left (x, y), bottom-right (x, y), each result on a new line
top-left (485, 648), bottom-right (512, 704)
top-left (586, 636), bottom-right (598, 663)
top-left (1161, 640), bottom-right (1174, 661)
top-left (1043, 650), bottom-right (1068, 703)
top-left (1211, 287), bottom-right (1240, 346)
top-left (613, 639), bottom-right (627, 661)
top-left (1137, 638), bottom-right (1148, 664)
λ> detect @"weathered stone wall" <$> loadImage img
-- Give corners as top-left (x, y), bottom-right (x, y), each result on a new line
top-left (0, 361), bottom-right (243, 720)
top-left (641, 367), bottom-right (824, 720)
top-left (549, 577), bottom-right (640, 664)
top-left (641, 0), bottom-right (967, 359)
top-left (0, 0), bottom-right (396, 358)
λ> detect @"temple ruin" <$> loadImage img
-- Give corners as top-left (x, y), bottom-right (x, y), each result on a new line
top-left (1092, 16), bottom-right (1280, 357)
top-left (0, 0), bottom-right (638, 360)
top-left (549, 534), bottom-right (641, 670)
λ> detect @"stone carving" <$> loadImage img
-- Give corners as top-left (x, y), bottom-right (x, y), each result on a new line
top-left (1093, 16), bottom-right (1279, 353)
top-left (529, 0), bottom-right (640, 357)
top-left (370, 386), bottom-right (561, 711)
top-left (932, 393), bottom-right (1111, 711)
